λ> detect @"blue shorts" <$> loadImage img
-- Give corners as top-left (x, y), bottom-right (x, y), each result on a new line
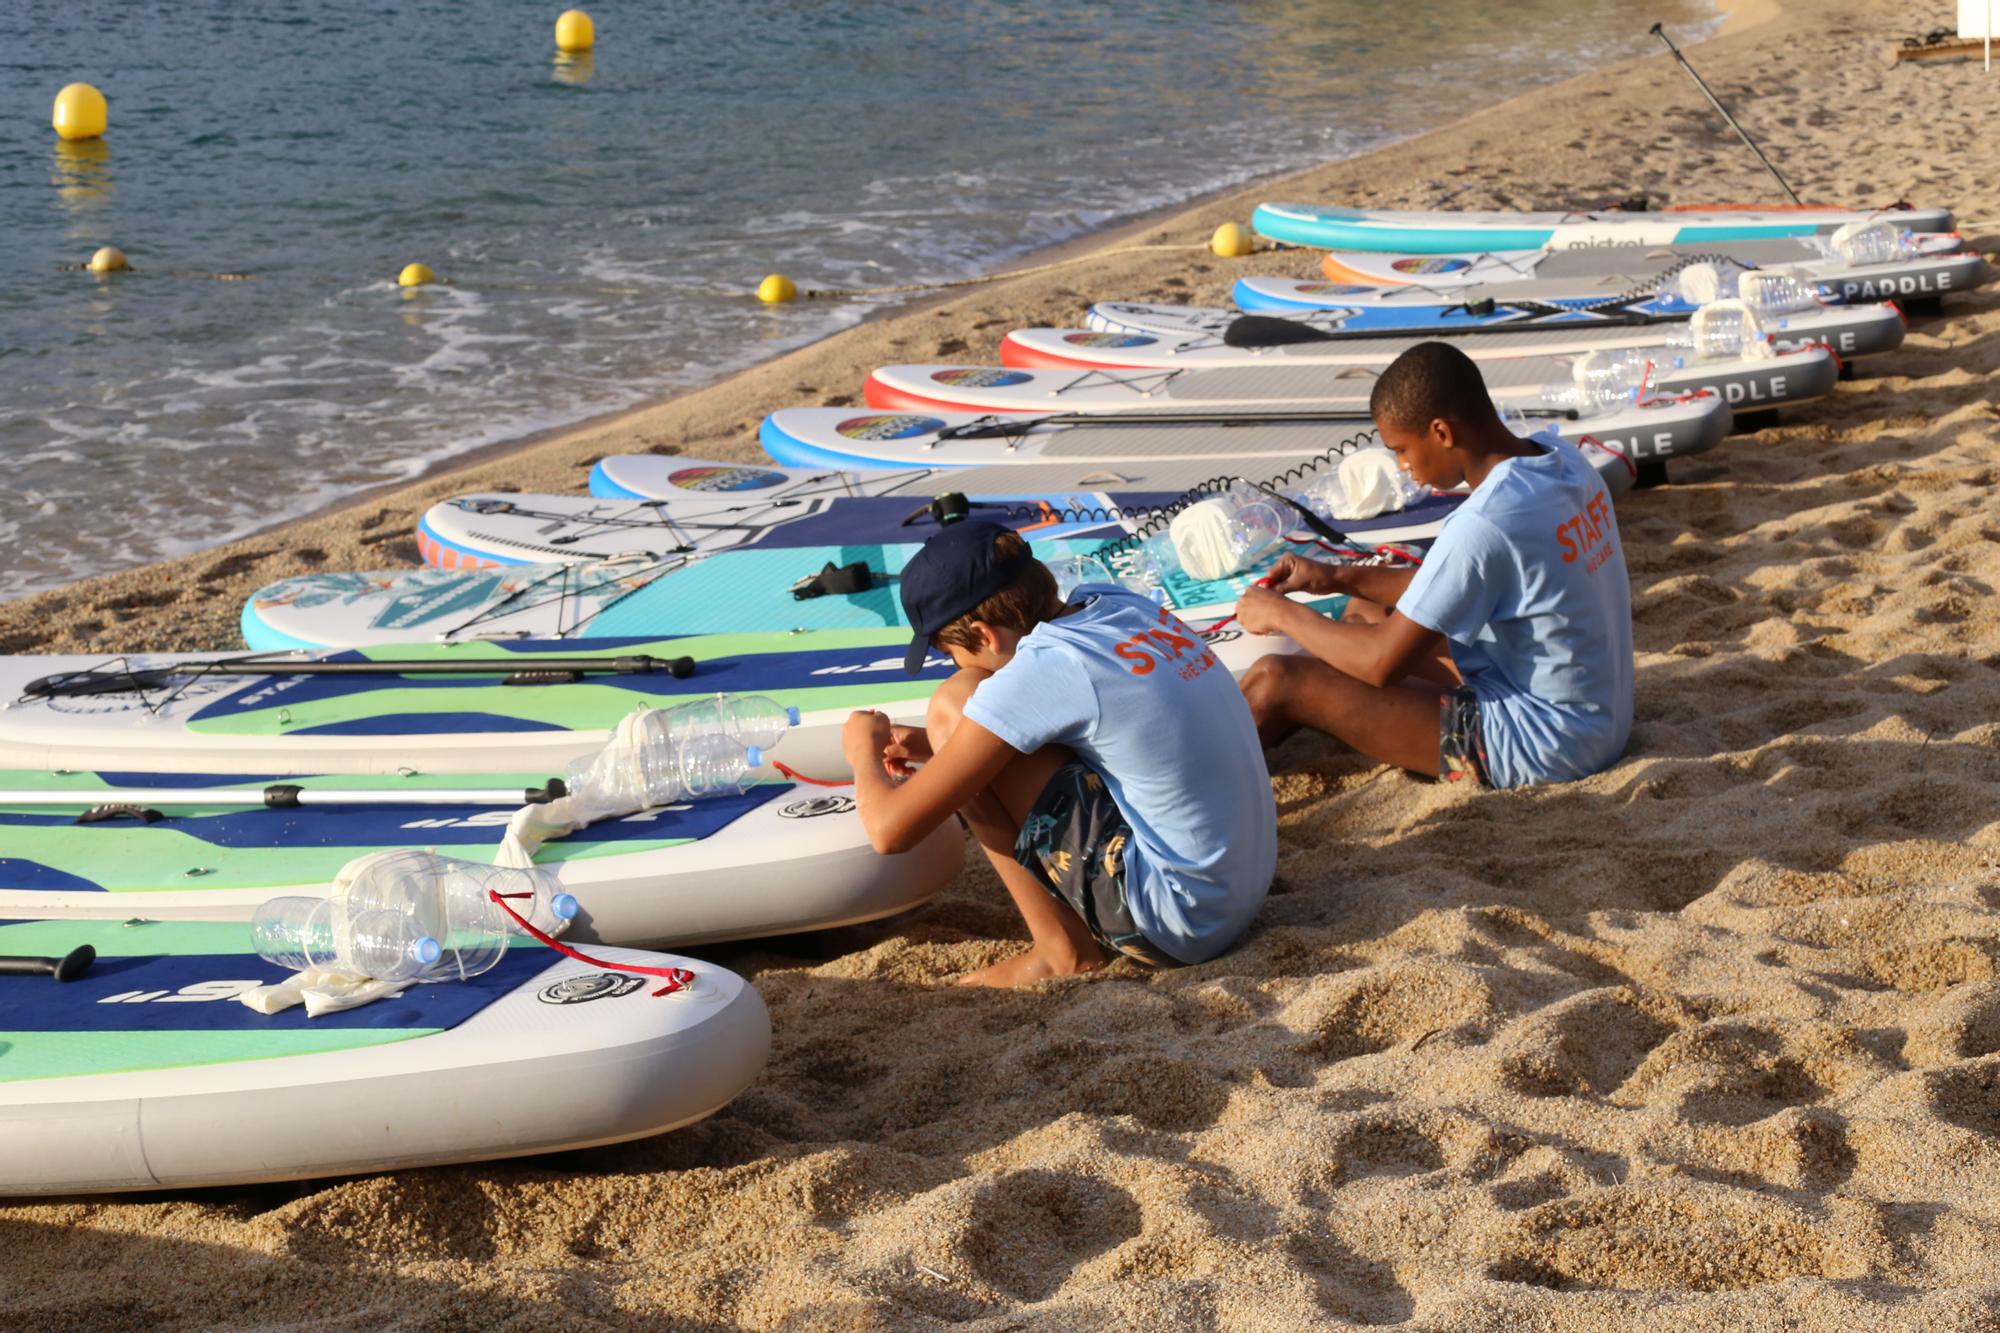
top-left (1015, 761), bottom-right (1181, 968)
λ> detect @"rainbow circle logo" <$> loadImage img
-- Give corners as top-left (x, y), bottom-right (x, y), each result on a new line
top-left (930, 368), bottom-right (1032, 388)
top-left (667, 465), bottom-right (789, 492)
top-left (835, 414), bottom-right (946, 441)
top-left (1390, 256), bottom-right (1474, 275)
top-left (1062, 333), bottom-right (1155, 348)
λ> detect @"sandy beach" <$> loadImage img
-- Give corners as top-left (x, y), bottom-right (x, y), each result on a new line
top-left (8, 0), bottom-right (2000, 1326)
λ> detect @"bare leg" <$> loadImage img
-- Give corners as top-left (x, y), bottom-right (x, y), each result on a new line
top-left (925, 669), bottom-right (1107, 988)
top-left (1239, 654), bottom-right (1447, 776)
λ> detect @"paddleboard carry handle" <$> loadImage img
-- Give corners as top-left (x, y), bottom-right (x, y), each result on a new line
top-left (0, 946), bottom-right (96, 982)
top-left (75, 804), bottom-right (164, 825)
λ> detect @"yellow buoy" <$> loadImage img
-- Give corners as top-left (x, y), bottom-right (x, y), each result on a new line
top-left (555, 9), bottom-right (595, 52)
top-left (87, 246), bottom-right (128, 274)
top-left (1210, 222), bottom-right (1255, 258)
top-left (398, 262), bottom-right (437, 287)
top-left (52, 83), bottom-right (108, 142)
top-left (757, 273), bottom-right (798, 304)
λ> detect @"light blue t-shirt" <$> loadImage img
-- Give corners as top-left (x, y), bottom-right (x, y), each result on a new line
top-left (1396, 432), bottom-right (1634, 787)
top-left (961, 586), bottom-right (1276, 963)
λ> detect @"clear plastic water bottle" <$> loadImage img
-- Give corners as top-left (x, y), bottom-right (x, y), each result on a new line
top-left (1048, 549), bottom-right (1167, 604)
top-left (666, 694), bottom-right (800, 753)
top-left (1288, 449), bottom-right (1425, 522)
top-left (1827, 220), bottom-right (1911, 267)
top-left (564, 702), bottom-right (763, 813)
top-left (1737, 271), bottom-right (1818, 317)
top-left (1663, 299), bottom-right (1773, 361)
top-left (1168, 486), bottom-right (1287, 582)
top-left (251, 895), bottom-right (443, 983)
top-left (1542, 347), bottom-right (1651, 413)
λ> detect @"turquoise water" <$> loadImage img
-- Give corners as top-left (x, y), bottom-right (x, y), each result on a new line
top-left (0, 0), bottom-right (1714, 599)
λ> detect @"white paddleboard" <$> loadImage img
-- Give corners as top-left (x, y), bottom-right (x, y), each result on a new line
top-left (0, 915), bottom-right (769, 1195)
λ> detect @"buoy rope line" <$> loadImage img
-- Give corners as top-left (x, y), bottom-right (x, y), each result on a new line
top-left (772, 761), bottom-right (852, 788)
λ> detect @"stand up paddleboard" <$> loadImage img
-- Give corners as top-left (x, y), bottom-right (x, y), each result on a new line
top-left (858, 363), bottom-right (1735, 462)
top-left (5, 545), bottom-right (1366, 777)
top-left (418, 478), bottom-right (1177, 570)
top-left (1313, 238), bottom-right (1983, 305)
top-left (1249, 202), bottom-right (1953, 253)
top-left (756, 400), bottom-right (1696, 478)
top-left (1080, 301), bottom-right (1902, 365)
top-left (0, 916), bottom-right (770, 1195)
top-left (0, 770), bottom-right (964, 946)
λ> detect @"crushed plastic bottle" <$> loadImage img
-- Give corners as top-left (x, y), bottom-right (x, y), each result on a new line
top-left (1663, 263), bottom-right (1816, 318)
top-left (1825, 220), bottom-right (1913, 267)
top-left (1541, 347), bottom-right (1652, 413)
top-left (1168, 486), bottom-right (1287, 583)
top-left (1662, 299), bottom-right (1775, 361)
top-left (665, 693), bottom-right (800, 753)
top-left (564, 696), bottom-right (780, 815)
top-left (1289, 448), bottom-right (1426, 522)
top-left (1048, 549), bottom-right (1167, 604)
top-left (251, 895), bottom-right (442, 983)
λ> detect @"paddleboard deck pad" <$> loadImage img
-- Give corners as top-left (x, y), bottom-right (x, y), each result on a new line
top-left (0, 771), bottom-right (964, 947)
top-left (1250, 202), bottom-right (1954, 253)
top-left (0, 916), bottom-right (769, 1195)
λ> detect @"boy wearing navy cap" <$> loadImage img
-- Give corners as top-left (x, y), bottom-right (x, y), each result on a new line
top-left (841, 520), bottom-right (1276, 988)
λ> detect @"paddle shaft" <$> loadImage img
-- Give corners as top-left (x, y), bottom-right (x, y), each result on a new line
top-left (23, 653), bottom-right (696, 699)
top-left (0, 782), bottom-right (566, 809)
top-left (1649, 23), bottom-right (1802, 206)
top-left (0, 946), bottom-right (96, 982)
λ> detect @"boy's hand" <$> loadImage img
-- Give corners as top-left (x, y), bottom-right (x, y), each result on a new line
top-left (881, 724), bottom-right (931, 779)
top-left (1233, 582), bottom-right (1299, 637)
top-left (1264, 553), bottom-right (1344, 597)
top-left (842, 710), bottom-right (895, 771)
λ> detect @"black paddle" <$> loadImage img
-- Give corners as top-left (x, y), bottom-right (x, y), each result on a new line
top-left (0, 945), bottom-right (96, 982)
top-left (23, 653), bottom-right (697, 700)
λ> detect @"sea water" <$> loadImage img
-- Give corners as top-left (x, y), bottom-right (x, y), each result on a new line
top-left (0, 0), bottom-right (1715, 599)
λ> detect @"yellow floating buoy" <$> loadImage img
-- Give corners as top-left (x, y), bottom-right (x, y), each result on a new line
top-left (1210, 222), bottom-right (1256, 258)
top-left (555, 9), bottom-right (595, 52)
top-left (87, 245), bottom-right (128, 274)
top-left (398, 262), bottom-right (437, 287)
top-left (757, 273), bottom-right (798, 304)
top-left (52, 83), bottom-right (108, 142)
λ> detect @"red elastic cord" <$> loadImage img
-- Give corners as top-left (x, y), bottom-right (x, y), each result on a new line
top-left (490, 891), bottom-right (694, 997)
top-left (1203, 576), bottom-right (1275, 632)
top-left (772, 760), bottom-right (853, 787)
top-left (1578, 433), bottom-right (1638, 480)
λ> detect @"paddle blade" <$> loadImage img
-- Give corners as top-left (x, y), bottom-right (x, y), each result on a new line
top-left (1223, 315), bottom-right (1335, 348)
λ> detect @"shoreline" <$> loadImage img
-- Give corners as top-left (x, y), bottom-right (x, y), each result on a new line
top-left (0, 3), bottom-right (1750, 653)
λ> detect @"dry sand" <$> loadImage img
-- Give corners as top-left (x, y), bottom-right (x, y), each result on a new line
top-left (8, 0), bottom-right (2000, 1327)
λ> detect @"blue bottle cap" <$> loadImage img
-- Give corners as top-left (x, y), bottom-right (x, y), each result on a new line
top-left (784, 705), bottom-right (801, 727)
top-left (552, 893), bottom-right (579, 920)
top-left (413, 936), bottom-right (442, 966)
top-left (746, 744), bottom-right (764, 769)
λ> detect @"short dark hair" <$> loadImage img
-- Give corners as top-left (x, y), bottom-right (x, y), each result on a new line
top-left (1369, 341), bottom-right (1498, 433)
top-left (931, 530), bottom-right (1061, 653)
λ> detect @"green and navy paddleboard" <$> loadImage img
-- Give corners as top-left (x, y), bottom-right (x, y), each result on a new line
top-left (0, 770), bottom-right (963, 946)
top-left (0, 916), bottom-right (769, 1195)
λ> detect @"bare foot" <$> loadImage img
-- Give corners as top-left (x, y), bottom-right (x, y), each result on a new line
top-left (955, 946), bottom-right (1105, 989)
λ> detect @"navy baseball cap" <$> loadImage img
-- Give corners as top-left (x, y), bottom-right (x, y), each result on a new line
top-left (900, 520), bottom-right (1032, 674)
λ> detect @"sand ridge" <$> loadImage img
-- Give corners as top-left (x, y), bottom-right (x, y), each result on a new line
top-left (6, 0), bottom-right (2000, 1327)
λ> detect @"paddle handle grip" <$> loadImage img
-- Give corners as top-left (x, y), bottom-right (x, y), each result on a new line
top-left (0, 946), bottom-right (97, 982)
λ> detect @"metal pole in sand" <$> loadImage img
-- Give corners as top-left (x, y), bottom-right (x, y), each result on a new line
top-left (1648, 22), bottom-right (1803, 206)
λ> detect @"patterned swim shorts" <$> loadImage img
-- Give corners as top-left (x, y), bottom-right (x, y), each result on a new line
top-left (1439, 686), bottom-right (1492, 787)
top-left (1014, 761), bottom-right (1182, 968)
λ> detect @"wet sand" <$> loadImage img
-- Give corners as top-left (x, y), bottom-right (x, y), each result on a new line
top-left (8, 0), bottom-right (2000, 1327)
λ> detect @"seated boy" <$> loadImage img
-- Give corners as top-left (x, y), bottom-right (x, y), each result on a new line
top-left (841, 520), bottom-right (1275, 987)
top-left (1232, 340), bottom-right (1634, 787)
